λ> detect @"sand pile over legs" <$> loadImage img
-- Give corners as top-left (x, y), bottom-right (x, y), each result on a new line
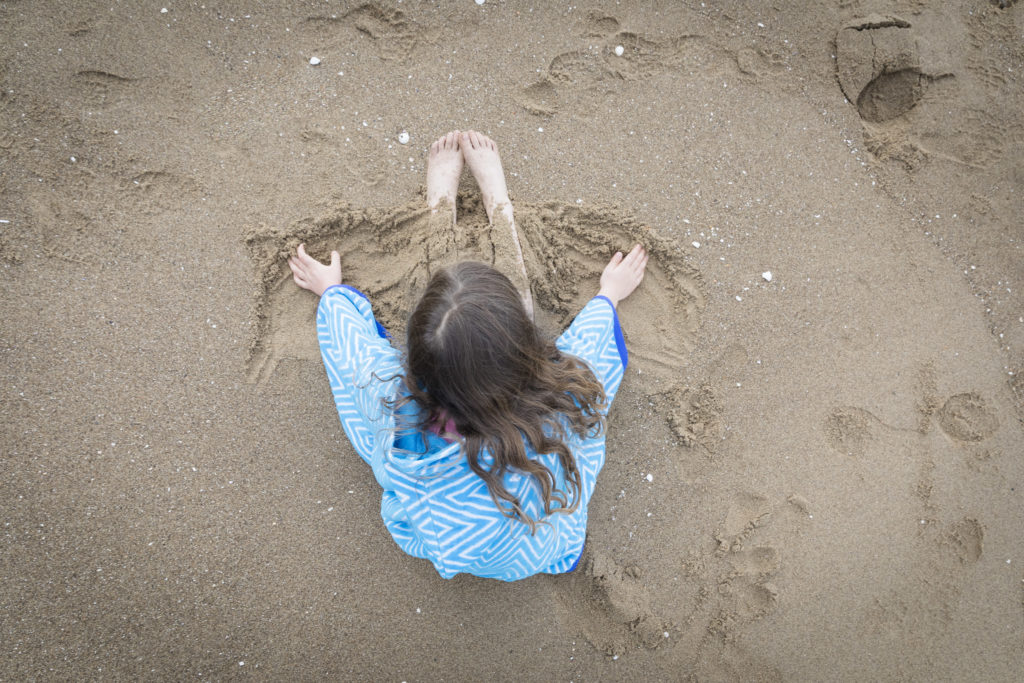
top-left (244, 194), bottom-right (704, 383)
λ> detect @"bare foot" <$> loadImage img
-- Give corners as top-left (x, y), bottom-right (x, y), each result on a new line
top-left (426, 130), bottom-right (463, 212)
top-left (460, 130), bottom-right (511, 223)
top-left (461, 130), bottom-right (533, 319)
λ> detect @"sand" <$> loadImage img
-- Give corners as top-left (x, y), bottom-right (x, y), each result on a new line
top-left (2, 1), bottom-right (1022, 680)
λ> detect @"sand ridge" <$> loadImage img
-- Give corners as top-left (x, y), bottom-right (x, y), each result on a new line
top-left (244, 194), bottom-right (705, 382)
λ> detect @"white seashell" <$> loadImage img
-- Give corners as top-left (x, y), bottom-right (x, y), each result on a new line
top-left (161, 8), bottom-right (168, 13)
top-left (645, 473), bottom-right (653, 482)
top-left (397, 131), bottom-right (410, 145)
top-left (614, 45), bottom-right (625, 57)
top-left (309, 56), bottom-right (321, 65)
top-left (475, 0), bottom-right (485, 4)
top-left (735, 295), bottom-right (743, 301)
top-left (762, 271), bottom-right (772, 282)
top-left (691, 241), bottom-right (700, 248)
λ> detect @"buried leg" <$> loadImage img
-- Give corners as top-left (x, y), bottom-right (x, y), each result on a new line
top-left (460, 130), bottom-right (534, 319)
top-left (426, 130), bottom-right (464, 221)
top-left (424, 130), bottom-right (465, 272)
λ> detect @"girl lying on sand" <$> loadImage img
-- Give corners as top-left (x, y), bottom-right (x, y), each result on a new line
top-left (288, 131), bottom-right (647, 581)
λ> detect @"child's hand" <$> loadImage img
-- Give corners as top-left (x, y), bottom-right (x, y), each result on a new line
top-left (597, 244), bottom-right (648, 307)
top-left (288, 243), bottom-right (342, 296)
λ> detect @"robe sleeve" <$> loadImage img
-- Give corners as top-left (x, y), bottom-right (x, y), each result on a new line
top-left (315, 285), bottom-right (402, 486)
top-left (555, 295), bottom-right (628, 406)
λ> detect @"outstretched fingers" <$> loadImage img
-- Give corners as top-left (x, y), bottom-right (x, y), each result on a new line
top-left (623, 244), bottom-right (648, 275)
top-left (287, 244), bottom-right (310, 285)
top-left (288, 243), bottom-right (343, 296)
top-left (597, 243), bottom-right (648, 305)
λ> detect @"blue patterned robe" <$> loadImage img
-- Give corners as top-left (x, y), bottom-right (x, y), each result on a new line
top-left (316, 284), bottom-right (627, 581)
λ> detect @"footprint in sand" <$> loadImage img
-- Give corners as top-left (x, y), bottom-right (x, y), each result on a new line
top-left (689, 492), bottom-right (788, 651)
top-left (937, 392), bottom-right (999, 442)
top-left (555, 491), bottom-right (793, 664)
top-left (710, 579), bottom-right (779, 633)
top-left (834, 15), bottom-right (928, 124)
top-left (516, 22), bottom-right (705, 117)
top-left (823, 405), bottom-right (878, 456)
top-left (664, 383), bottom-right (722, 454)
top-left (302, 2), bottom-right (436, 62)
top-left (21, 190), bottom-right (118, 266)
top-left (714, 492), bottom-right (773, 555)
top-left (734, 46), bottom-right (788, 80)
top-left (820, 377), bottom-right (997, 641)
top-left (836, 11), bottom-right (1022, 170)
top-left (727, 546), bottom-right (780, 577)
top-left (862, 515), bottom-right (985, 636)
top-left (71, 70), bottom-right (136, 110)
top-left (245, 197), bottom-right (704, 383)
top-left (555, 550), bottom-right (672, 657)
top-left (122, 170), bottom-right (202, 214)
top-left (581, 11), bottom-right (621, 38)
top-left (945, 517), bottom-right (984, 564)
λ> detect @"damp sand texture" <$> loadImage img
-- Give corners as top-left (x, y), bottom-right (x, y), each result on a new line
top-left (2, 1), bottom-right (1023, 681)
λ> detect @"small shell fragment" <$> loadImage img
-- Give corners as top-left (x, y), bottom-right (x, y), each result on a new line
top-left (398, 131), bottom-right (410, 145)
top-left (691, 241), bottom-right (700, 248)
top-left (309, 56), bottom-right (321, 66)
top-left (645, 473), bottom-right (653, 482)
top-left (614, 45), bottom-right (625, 56)
top-left (475, 0), bottom-right (486, 4)
top-left (762, 271), bottom-right (773, 282)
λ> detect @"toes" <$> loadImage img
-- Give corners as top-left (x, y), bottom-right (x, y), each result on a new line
top-left (460, 130), bottom-right (500, 153)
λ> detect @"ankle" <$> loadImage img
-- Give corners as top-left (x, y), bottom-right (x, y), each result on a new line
top-left (486, 197), bottom-right (512, 221)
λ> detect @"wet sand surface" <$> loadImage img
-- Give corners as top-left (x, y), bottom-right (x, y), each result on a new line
top-left (2, 1), bottom-right (1022, 680)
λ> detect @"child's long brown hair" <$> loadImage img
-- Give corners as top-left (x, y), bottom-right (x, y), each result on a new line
top-left (400, 261), bottom-right (606, 533)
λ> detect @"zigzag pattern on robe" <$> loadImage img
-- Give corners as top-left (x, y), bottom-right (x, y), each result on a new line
top-left (316, 285), bottom-right (626, 581)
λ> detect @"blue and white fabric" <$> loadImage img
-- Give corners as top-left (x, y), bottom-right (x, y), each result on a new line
top-left (316, 284), bottom-right (627, 581)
